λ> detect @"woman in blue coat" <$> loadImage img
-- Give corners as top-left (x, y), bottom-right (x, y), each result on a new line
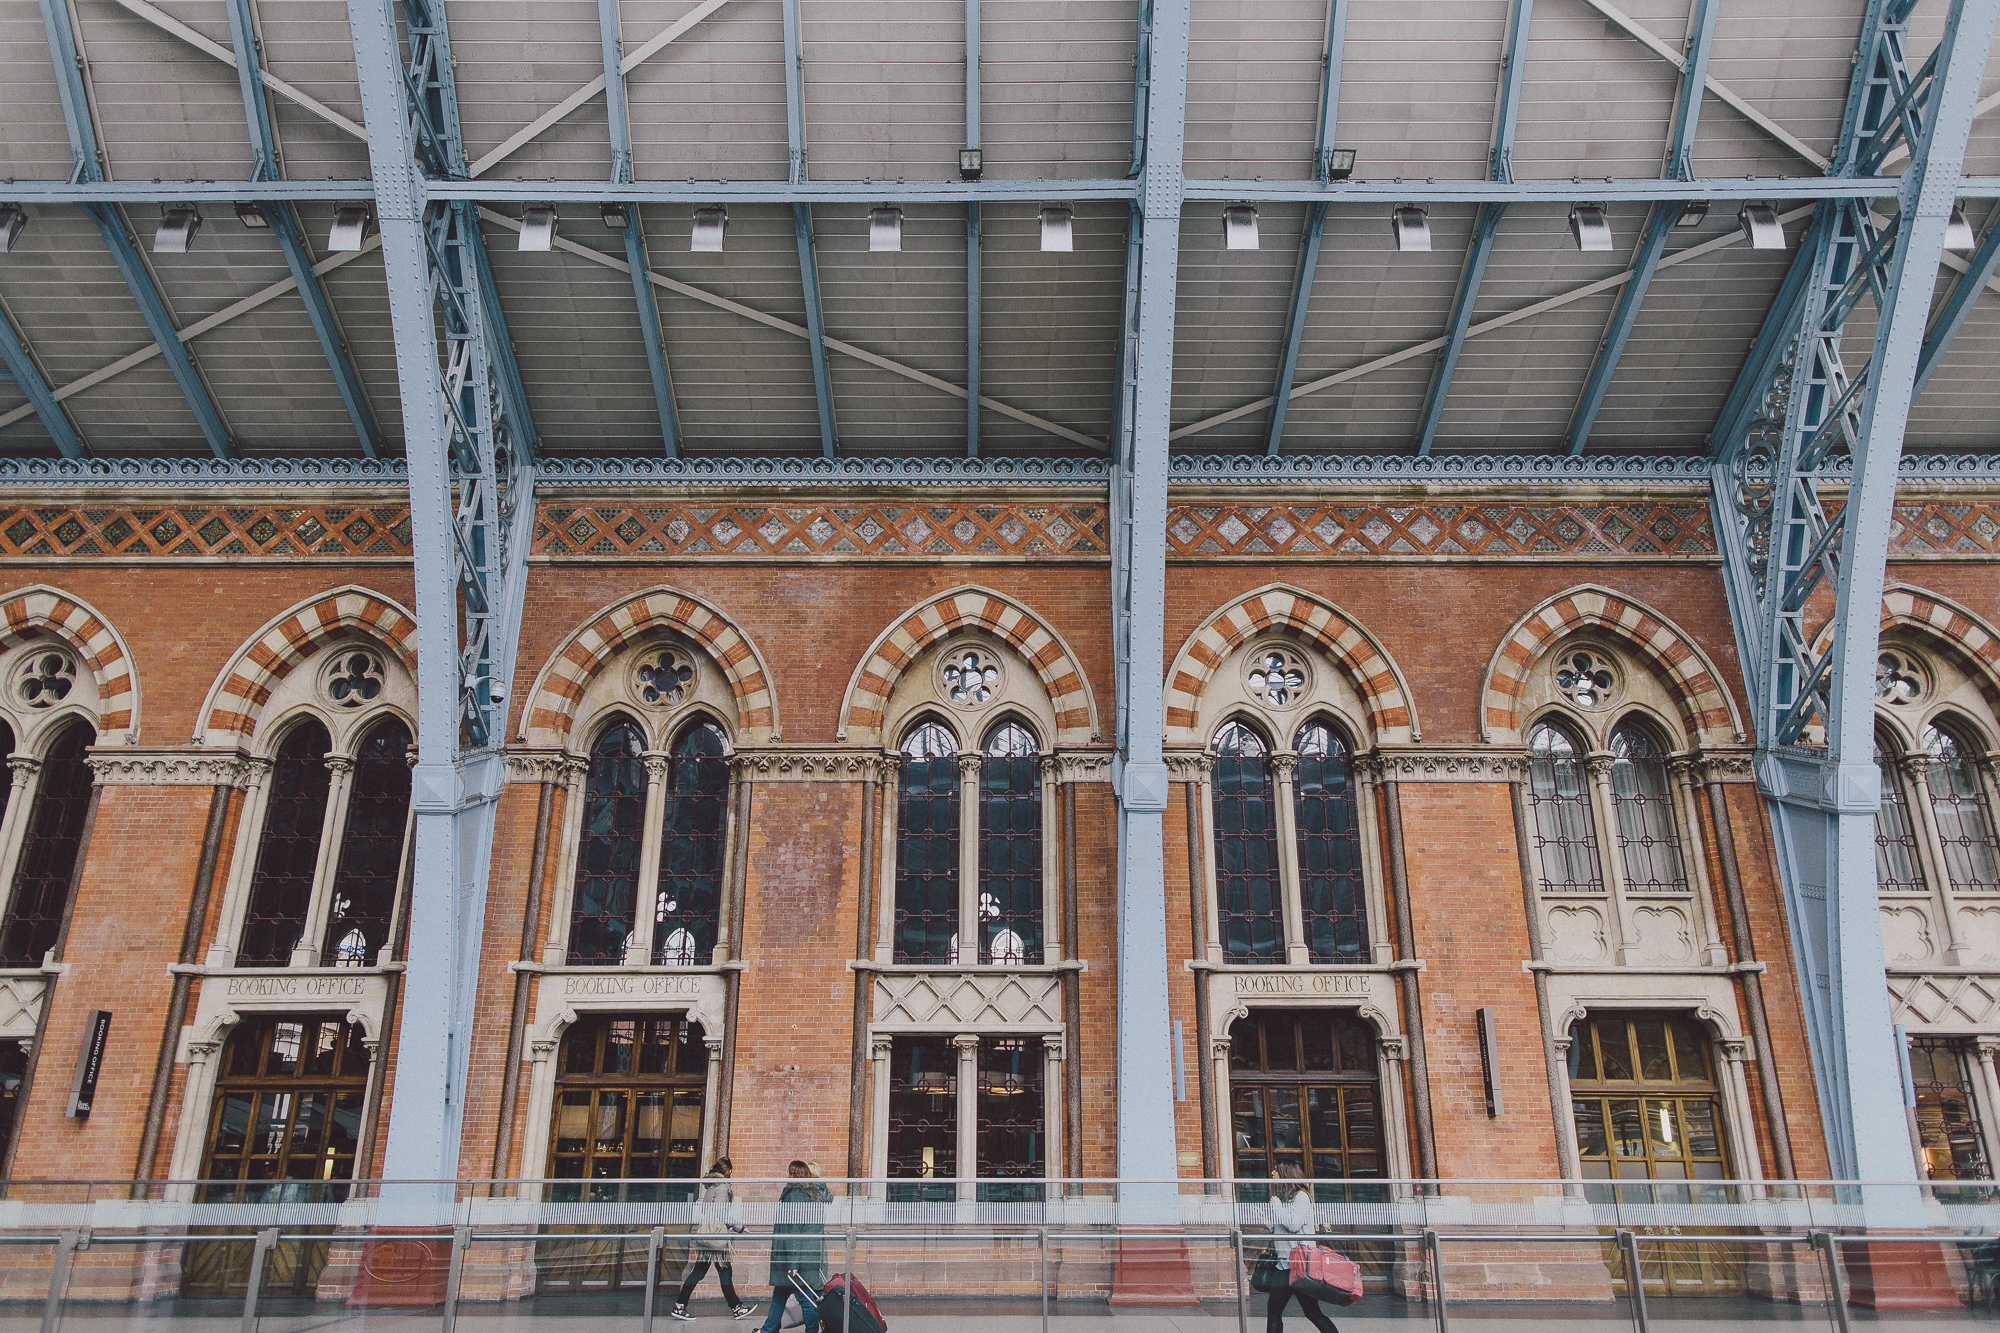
top-left (757, 1161), bottom-right (832, 1333)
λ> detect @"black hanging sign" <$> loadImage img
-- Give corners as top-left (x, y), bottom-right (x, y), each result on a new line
top-left (68, 1010), bottom-right (112, 1118)
top-left (1475, 1006), bottom-right (1504, 1118)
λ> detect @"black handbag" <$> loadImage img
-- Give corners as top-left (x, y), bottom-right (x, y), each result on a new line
top-left (1250, 1253), bottom-right (1288, 1293)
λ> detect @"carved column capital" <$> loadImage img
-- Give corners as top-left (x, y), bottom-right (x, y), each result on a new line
top-left (1898, 752), bottom-right (1935, 788)
top-left (950, 1033), bottom-right (982, 1053)
top-left (504, 750), bottom-right (585, 785)
top-left (7, 755), bottom-right (41, 782)
top-left (1378, 1035), bottom-right (1408, 1063)
top-left (1269, 753), bottom-right (1299, 779)
top-left (1040, 1033), bottom-right (1066, 1062)
top-left (1584, 754), bottom-right (1616, 783)
top-left (1695, 751), bottom-right (1756, 784)
top-left (1719, 1038), bottom-right (1749, 1064)
top-left (642, 752), bottom-right (673, 782)
top-left (1163, 750), bottom-right (1212, 782)
top-left (323, 754), bottom-right (356, 777)
top-left (1666, 756), bottom-right (1700, 785)
top-left (1209, 1037), bottom-right (1233, 1064)
top-left (871, 1035), bottom-right (895, 1061)
top-left (956, 753), bottom-right (985, 780)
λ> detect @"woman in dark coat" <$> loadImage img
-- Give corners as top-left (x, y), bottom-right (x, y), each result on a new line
top-left (756, 1161), bottom-right (832, 1333)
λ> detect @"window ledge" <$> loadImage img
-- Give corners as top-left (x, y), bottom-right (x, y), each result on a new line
top-left (1188, 959), bottom-right (1423, 974)
top-left (849, 959), bottom-right (1086, 975)
top-left (0, 961), bottom-right (65, 978)
top-left (169, 961), bottom-right (405, 977)
top-left (1524, 960), bottom-right (1765, 976)
top-left (510, 960), bottom-right (747, 975)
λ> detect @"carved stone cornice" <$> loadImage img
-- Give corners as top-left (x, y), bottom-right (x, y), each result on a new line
top-left (505, 751), bottom-right (588, 785)
top-left (1054, 751), bottom-right (1114, 783)
top-left (1369, 747), bottom-right (1531, 783)
top-left (732, 749), bottom-right (888, 782)
top-left (85, 749), bottom-right (266, 788)
top-left (1695, 751), bottom-right (1756, 784)
top-left (1163, 751), bottom-right (1211, 781)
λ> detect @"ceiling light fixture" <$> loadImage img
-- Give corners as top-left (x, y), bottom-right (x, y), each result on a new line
top-left (869, 205), bottom-right (904, 253)
top-left (0, 206), bottom-right (25, 253)
top-left (328, 204), bottom-right (374, 252)
top-left (1391, 206), bottom-right (1431, 252)
top-left (691, 205), bottom-right (728, 253)
top-left (235, 201), bottom-right (269, 229)
top-left (1674, 200), bottom-right (1709, 228)
top-left (600, 201), bottom-right (629, 229)
top-left (1737, 202), bottom-right (1785, 250)
top-left (153, 204), bottom-right (202, 254)
top-left (1945, 204), bottom-right (1976, 252)
top-left (1568, 203), bottom-right (1612, 252)
top-left (1323, 148), bottom-right (1357, 181)
top-left (518, 203), bottom-right (558, 252)
top-left (1223, 204), bottom-right (1260, 251)
top-left (959, 147), bottom-right (983, 181)
top-left (1039, 204), bottom-right (1073, 252)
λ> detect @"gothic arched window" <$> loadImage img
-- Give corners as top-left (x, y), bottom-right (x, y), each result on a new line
top-left (894, 721), bottom-right (960, 965)
top-left (568, 717), bottom-right (648, 964)
top-left (1294, 719), bottom-right (1367, 963)
top-left (320, 717), bottom-right (412, 966)
top-left (1213, 719), bottom-right (1282, 963)
top-left (0, 718), bottom-right (96, 966)
top-left (979, 720), bottom-right (1042, 966)
top-left (1874, 730), bottom-right (1929, 893)
top-left (653, 719), bottom-right (730, 966)
top-left (1526, 720), bottom-right (1603, 895)
top-left (1921, 722), bottom-right (2000, 892)
top-left (1608, 721), bottom-right (1688, 894)
top-left (237, 719), bottom-right (334, 967)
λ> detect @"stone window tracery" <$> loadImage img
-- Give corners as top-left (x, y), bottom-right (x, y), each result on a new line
top-left (1245, 645), bottom-right (1310, 709)
top-left (1527, 721), bottom-right (1604, 895)
top-left (1873, 698), bottom-right (2000, 974)
top-left (1554, 649), bottom-right (1619, 711)
top-left (939, 646), bottom-right (1002, 708)
top-left (320, 650), bottom-right (385, 709)
top-left (1608, 722), bottom-right (1688, 895)
top-left (1921, 723), bottom-right (2000, 893)
top-left (1877, 649), bottom-right (1928, 706)
top-left (13, 649), bottom-right (74, 710)
top-left (634, 645), bottom-right (697, 708)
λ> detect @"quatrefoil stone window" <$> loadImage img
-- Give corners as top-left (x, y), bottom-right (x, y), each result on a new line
top-left (321, 650), bottom-right (386, 708)
top-left (938, 645), bottom-right (1002, 708)
top-left (1554, 649), bottom-right (1618, 710)
top-left (1875, 648), bottom-right (1926, 705)
top-left (634, 645), bottom-right (697, 707)
top-left (15, 649), bottom-right (76, 709)
top-left (1244, 644), bottom-right (1310, 708)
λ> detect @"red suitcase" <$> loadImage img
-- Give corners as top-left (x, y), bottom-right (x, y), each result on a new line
top-left (1287, 1243), bottom-right (1364, 1307)
top-left (788, 1269), bottom-right (889, 1333)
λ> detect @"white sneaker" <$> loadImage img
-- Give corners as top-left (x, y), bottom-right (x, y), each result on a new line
top-left (668, 1305), bottom-right (694, 1322)
top-left (731, 1303), bottom-right (759, 1320)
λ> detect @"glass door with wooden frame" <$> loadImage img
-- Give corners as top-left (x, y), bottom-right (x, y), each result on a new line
top-left (1568, 1011), bottom-right (1742, 1297)
top-left (183, 1015), bottom-right (370, 1299)
top-left (538, 1013), bottom-right (708, 1296)
top-left (1229, 1009), bottom-right (1383, 1202)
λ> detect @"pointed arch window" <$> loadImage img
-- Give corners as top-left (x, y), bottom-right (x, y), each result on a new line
top-left (1874, 731), bottom-right (1929, 893)
top-left (237, 719), bottom-right (335, 967)
top-left (321, 718), bottom-right (412, 966)
top-left (653, 720), bottom-right (730, 966)
top-left (1608, 722), bottom-right (1687, 894)
top-left (894, 722), bottom-right (960, 965)
top-left (1526, 720), bottom-right (1603, 895)
top-left (1294, 719), bottom-right (1367, 963)
top-left (569, 718), bottom-right (648, 965)
top-left (1213, 720), bottom-right (1282, 963)
top-left (979, 720), bottom-right (1042, 966)
top-left (0, 719), bottom-right (96, 966)
top-left (1920, 723), bottom-right (2000, 892)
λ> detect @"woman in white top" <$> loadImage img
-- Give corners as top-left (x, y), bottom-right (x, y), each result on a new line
top-left (1265, 1164), bottom-right (1339, 1333)
top-left (670, 1159), bottom-right (758, 1322)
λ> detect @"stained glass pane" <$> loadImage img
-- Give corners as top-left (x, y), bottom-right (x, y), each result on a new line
top-left (1909, 1038), bottom-right (1992, 1181)
top-left (1294, 720), bottom-right (1368, 963)
top-left (977, 1036), bottom-right (1044, 1200)
top-left (1922, 724), bottom-right (2000, 892)
top-left (568, 720), bottom-right (646, 964)
top-left (320, 718), bottom-right (412, 966)
top-left (895, 722), bottom-right (959, 964)
top-left (887, 1034), bottom-right (957, 1200)
top-left (1874, 735), bottom-right (1928, 893)
top-left (0, 719), bottom-right (94, 966)
top-left (1214, 721), bottom-right (1282, 962)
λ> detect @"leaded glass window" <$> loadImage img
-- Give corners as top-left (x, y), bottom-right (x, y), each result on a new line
top-left (237, 719), bottom-right (333, 967)
top-left (654, 720), bottom-right (729, 965)
top-left (895, 722), bottom-right (959, 965)
top-left (1920, 723), bottom-right (2000, 892)
top-left (1874, 733), bottom-right (1928, 893)
top-left (0, 721), bottom-right (13, 833)
top-left (1228, 1011), bottom-right (1380, 1184)
top-left (1909, 1038), bottom-right (1991, 1181)
top-left (0, 719), bottom-right (94, 966)
top-left (978, 721), bottom-right (1041, 965)
top-left (568, 718), bottom-right (647, 964)
top-left (1294, 719), bottom-right (1367, 963)
top-left (886, 1034), bottom-right (956, 1200)
top-left (320, 717), bottom-right (412, 966)
top-left (1213, 720), bottom-right (1282, 963)
top-left (1527, 721), bottom-right (1603, 894)
top-left (548, 1013), bottom-right (707, 1192)
top-left (977, 1036), bottom-right (1044, 1201)
top-left (1568, 1012), bottom-right (1729, 1181)
top-left (1608, 722), bottom-right (1687, 894)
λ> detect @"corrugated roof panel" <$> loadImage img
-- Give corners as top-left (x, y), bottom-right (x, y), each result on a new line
top-left (449, 0), bottom-right (610, 180)
top-left (1170, 201), bottom-right (1304, 454)
top-left (80, 0), bottom-right (259, 181)
top-left (799, 1), bottom-right (965, 182)
top-left (1699, 0), bottom-right (1863, 174)
top-left (1512, 3), bottom-right (1679, 180)
top-left (979, 0), bottom-right (1138, 179)
top-left (976, 201), bottom-right (1123, 449)
top-left (1185, 0), bottom-right (1324, 180)
top-left (0, 4), bottom-right (83, 180)
top-left (1337, 0), bottom-right (1507, 183)
top-left (254, 0), bottom-right (374, 180)
top-left (623, 0), bottom-right (791, 183)
top-left (1910, 267), bottom-right (2000, 451)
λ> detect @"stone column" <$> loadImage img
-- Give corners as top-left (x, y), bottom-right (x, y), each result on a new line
top-left (1042, 1034), bottom-right (1065, 1193)
top-left (1971, 1038), bottom-right (2000, 1178)
top-left (1271, 753), bottom-right (1306, 963)
top-left (1039, 755), bottom-right (1061, 961)
top-left (957, 753), bottom-right (984, 964)
top-left (543, 759), bottom-right (592, 965)
top-left (700, 1036), bottom-right (725, 1170)
top-left (0, 756), bottom-right (43, 925)
top-left (1377, 1035), bottom-right (1415, 1182)
top-left (1668, 756), bottom-right (1729, 966)
top-left (204, 757), bottom-right (273, 967)
top-left (869, 1035), bottom-right (894, 1192)
top-left (1196, 757), bottom-right (1223, 965)
top-left (627, 753), bottom-right (673, 965)
top-left (1210, 1036), bottom-right (1235, 1180)
top-left (713, 761), bottom-right (742, 963)
top-left (953, 1033), bottom-right (981, 1199)
top-left (874, 758), bottom-right (900, 965)
top-left (1584, 754), bottom-right (1637, 965)
top-left (1901, 753), bottom-right (1969, 964)
top-left (291, 754), bottom-right (356, 966)
top-left (1717, 1038), bottom-right (1765, 1181)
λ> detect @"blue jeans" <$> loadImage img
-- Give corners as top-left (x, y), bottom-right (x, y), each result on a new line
top-left (755, 1283), bottom-right (815, 1333)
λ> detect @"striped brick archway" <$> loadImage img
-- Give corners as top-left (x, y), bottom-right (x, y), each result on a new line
top-left (520, 586), bottom-right (778, 748)
top-left (198, 586), bottom-right (417, 746)
top-left (838, 587), bottom-right (1098, 746)
top-left (1877, 583), bottom-right (2000, 714)
top-left (1480, 585), bottom-right (1743, 746)
top-left (0, 585), bottom-right (139, 744)
top-left (1164, 586), bottom-right (1418, 747)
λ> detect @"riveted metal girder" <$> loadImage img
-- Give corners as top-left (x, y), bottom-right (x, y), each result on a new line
top-left (39, 0), bottom-right (233, 459)
top-left (0, 308), bottom-right (85, 458)
top-left (781, 0), bottom-right (837, 458)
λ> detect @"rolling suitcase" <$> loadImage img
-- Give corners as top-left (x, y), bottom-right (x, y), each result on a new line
top-left (1286, 1243), bottom-right (1364, 1307)
top-left (789, 1268), bottom-right (888, 1333)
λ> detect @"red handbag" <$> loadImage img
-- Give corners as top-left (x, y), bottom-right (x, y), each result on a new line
top-left (1287, 1243), bottom-right (1364, 1306)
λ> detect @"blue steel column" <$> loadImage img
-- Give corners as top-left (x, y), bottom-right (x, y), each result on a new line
top-left (780, 0), bottom-right (837, 457)
top-left (1114, 0), bottom-right (1188, 1213)
top-left (598, 0), bottom-right (682, 455)
top-left (0, 310), bottom-right (85, 457)
top-left (38, 0), bottom-right (233, 459)
top-left (1413, 0), bottom-right (1532, 455)
top-left (224, 0), bottom-right (383, 458)
top-left (1564, 0), bottom-right (1719, 454)
top-left (1264, 0), bottom-right (1347, 455)
top-left (965, 0), bottom-right (980, 457)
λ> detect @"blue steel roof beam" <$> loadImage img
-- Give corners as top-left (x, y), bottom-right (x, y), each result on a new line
top-left (0, 307), bottom-right (86, 458)
top-left (780, 0), bottom-right (836, 457)
top-left (598, 0), bottom-right (681, 456)
top-left (1413, 0), bottom-right (1532, 455)
top-left (1565, 0), bottom-right (1720, 455)
top-left (39, 0), bottom-right (234, 459)
top-left (965, 0), bottom-right (981, 457)
top-left (1914, 202), bottom-right (2000, 392)
top-left (224, 0), bottom-right (382, 459)
top-left (1264, 0), bottom-right (1348, 456)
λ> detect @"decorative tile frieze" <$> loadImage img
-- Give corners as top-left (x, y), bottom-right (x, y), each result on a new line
top-left (1887, 971), bottom-right (2000, 1029)
top-left (1820, 497), bottom-right (2000, 559)
top-left (1166, 501), bottom-right (1717, 559)
top-left (872, 969), bottom-right (1066, 1029)
top-left (532, 503), bottom-right (1109, 559)
top-left (87, 749), bottom-right (266, 787)
top-left (0, 505), bottom-right (413, 559)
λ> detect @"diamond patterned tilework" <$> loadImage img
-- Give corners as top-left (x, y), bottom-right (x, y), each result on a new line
top-left (1164, 502), bottom-right (1717, 558)
top-left (1878, 500), bottom-right (2000, 556)
top-left (533, 503), bottom-right (1108, 558)
top-left (0, 505), bottom-right (412, 558)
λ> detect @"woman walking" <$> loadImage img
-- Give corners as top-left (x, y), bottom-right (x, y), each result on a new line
top-left (1266, 1164), bottom-right (1338, 1333)
top-left (756, 1160), bottom-right (832, 1333)
top-left (671, 1159), bottom-right (757, 1321)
